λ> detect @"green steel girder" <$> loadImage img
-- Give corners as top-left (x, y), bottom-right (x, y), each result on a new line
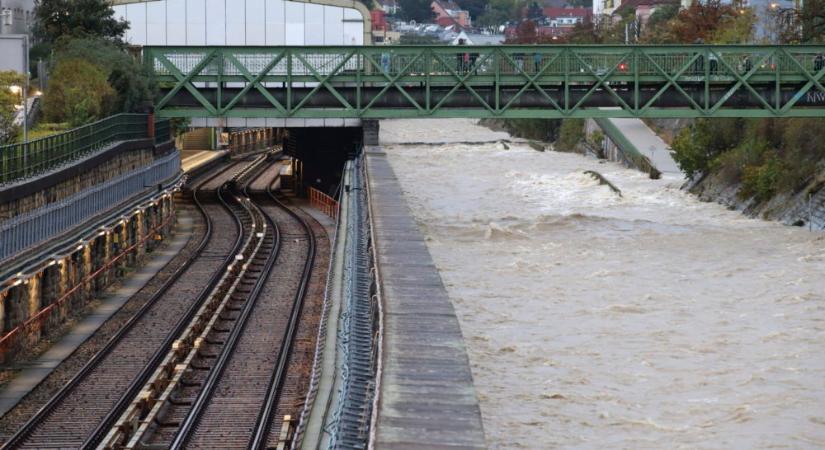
top-left (143, 45), bottom-right (825, 119)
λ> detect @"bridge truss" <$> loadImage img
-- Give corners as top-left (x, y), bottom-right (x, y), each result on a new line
top-left (144, 45), bottom-right (825, 119)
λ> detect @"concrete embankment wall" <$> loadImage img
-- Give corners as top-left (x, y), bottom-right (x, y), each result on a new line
top-left (0, 146), bottom-right (156, 220)
top-left (0, 140), bottom-right (181, 364)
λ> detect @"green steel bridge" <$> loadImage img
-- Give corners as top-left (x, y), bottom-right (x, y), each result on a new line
top-left (145, 45), bottom-right (825, 120)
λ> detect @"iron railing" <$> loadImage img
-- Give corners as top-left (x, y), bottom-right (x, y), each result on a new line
top-left (144, 45), bottom-right (825, 119)
top-left (0, 113), bottom-right (173, 185)
top-left (0, 151), bottom-right (180, 262)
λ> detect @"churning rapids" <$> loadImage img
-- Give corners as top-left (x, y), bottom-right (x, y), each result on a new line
top-left (379, 119), bottom-right (825, 449)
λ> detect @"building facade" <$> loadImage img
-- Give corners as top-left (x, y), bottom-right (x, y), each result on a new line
top-left (0, 0), bottom-right (34, 36)
top-left (431, 0), bottom-right (471, 29)
top-left (111, 0), bottom-right (368, 46)
top-left (111, 0), bottom-right (370, 128)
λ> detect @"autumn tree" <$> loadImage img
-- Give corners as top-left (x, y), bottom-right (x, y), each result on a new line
top-left (772, 0), bottom-right (825, 43)
top-left (43, 58), bottom-right (116, 126)
top-left (666, 0), bottom-right (747, 43)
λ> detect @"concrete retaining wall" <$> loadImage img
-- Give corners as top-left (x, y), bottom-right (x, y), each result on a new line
top-left (0, 137), bottom-right (181, 364)
top-left (0, 193), bottom-right (176, 364)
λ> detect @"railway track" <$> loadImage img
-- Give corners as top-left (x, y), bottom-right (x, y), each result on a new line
top-left (1, 160), bottom-right (249, 449)
top-left (97, 157), bottom-right (321, 449)
top-left (3, 154), bottom-right (329, 450)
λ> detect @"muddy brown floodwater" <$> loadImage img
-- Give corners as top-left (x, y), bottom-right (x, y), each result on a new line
top-left (379, 118), bottom-right (825, 449)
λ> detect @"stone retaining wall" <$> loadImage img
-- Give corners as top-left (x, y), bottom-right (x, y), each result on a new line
top-left (0, 149), bottom-right (156, 221)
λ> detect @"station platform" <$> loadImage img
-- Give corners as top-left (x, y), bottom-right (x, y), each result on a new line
top-left (181, 150), bottom-right (228, 174)
top-left (365, 147), bottom-right (487, 450)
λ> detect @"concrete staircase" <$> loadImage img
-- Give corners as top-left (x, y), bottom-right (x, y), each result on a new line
top-left (179, 128), bottom-right (212, 151)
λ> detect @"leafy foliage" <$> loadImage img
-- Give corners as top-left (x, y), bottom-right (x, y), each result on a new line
top-left (53, 38), bottom-right (156, 113)
top-left (671, 119), bottom-right (745, 178)
top-left (43, 58), bottom-right (116, 126)
top-left (556, 119), bottom-right (585, 152)
top-left (674, 117), bottom-right (825, 200)
top-left (771, 0), bottom-right (825, 43)
top-left (33, 0), bottom-right (128, 45)
top-left (398, 0), bottom-right (435, 23)
top-left (476, 0), bottom-right (521, 27)
top-left (647, 0), bottom-right (752, 44)
top-left (0, 71), bottom-right (25, 144)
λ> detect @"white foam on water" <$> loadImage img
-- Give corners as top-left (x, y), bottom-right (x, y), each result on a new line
top-left (383, 119), bottom-right (825, 450)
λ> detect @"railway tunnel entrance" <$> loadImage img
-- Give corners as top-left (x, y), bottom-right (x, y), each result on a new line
top-left (282, 127), bottom-right (362, 199)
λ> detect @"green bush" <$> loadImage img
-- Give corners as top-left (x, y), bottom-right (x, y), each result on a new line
top-left (44, 58), bottom-right (116, 126)
top-left (0, 71), bottom-right (24, 144)
top-left (556, 119), bottom-right (585, 152)
top-left (671, 118), bottom-right (745, 178)
top-left (54, 38), bottom-right (156, 113)
top-left (712, 139), bottom-right (769, 182)
top-left (742, 156), bottom-right (783, 201)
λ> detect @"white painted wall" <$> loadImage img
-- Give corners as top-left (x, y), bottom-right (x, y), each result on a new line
top-left (115, 0), bottom-right (366, 127)
top-left (113, 0), bottom-right (365, 46)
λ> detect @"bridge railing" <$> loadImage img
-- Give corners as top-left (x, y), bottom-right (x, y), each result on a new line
top-left (0, 114), bottom-right (173, 185)
top-left (0, 152), bottom-right (181, 262)
top-left (146, 45), bottom-right (825, 80)
top-left (144, 45), bottom-right (825, 119)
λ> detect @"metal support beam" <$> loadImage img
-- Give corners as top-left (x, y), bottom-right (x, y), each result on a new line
top-left (143, 45), bottom-right (825, 119)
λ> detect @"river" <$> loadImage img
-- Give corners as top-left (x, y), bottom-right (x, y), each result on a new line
top-left (379, 118), bottom-right (825, 449)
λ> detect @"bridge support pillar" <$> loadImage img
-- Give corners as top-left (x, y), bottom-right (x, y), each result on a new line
top-left (363, 120), bottom-right (379, 147)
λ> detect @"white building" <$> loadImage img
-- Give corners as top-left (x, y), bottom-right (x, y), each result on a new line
top-left (111, 0), bottom-right (369, 47)
top-left (111, 0), bottom-right (371, 128)
top-left (0, 0), bottom-right (34, 36)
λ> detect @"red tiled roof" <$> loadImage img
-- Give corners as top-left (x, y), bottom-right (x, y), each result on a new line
top-left (542, 7), bottom-right (592, 19)
top-left (614, 0), bottom-right (679, 13)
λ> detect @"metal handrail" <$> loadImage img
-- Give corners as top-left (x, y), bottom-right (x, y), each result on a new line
top-left (0, 152), bottom-right (180, 262)
top-left (0, 113), bottom-right (173, 185)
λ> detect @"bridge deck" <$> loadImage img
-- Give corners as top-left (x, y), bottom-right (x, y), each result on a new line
top-left (366, 147), bottom-right (486, 449)
top-left (146, 45), bottom-right (825, 119)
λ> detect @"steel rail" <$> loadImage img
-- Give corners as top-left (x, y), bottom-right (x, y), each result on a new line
top-left (0, 161), bottom-right (243, 450)
top-left (168, 155), bottom-right (283, 449)
top-left (80, 162), bottom-right (250, 449)
top-left (249, 166), bottom-right (318, 450)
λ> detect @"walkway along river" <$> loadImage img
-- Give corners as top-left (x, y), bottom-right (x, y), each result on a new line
top-left (379, 119), bottom-right (825, 449)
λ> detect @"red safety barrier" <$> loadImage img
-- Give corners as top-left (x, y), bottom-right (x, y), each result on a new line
top-left (308, 187), bottom-right (339, 220)
top-left (0, 212), bottom-right (175, 361)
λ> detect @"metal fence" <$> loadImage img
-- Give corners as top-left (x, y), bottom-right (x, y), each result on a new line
top-left (327, 155), bottom-right (379, 449)
top-left (0, 151), bottom-right (181, 262)
top-left (0, 114), bottom-right (173, 185)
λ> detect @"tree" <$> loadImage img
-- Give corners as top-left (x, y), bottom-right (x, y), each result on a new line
top-left (398, 0), bottom-right (434, 23)
top-left (505, 19), bottom-right (559, 44)
top-left (667, 0), bottom-right (744, 43)
top-left (0, 72), bottom-right (25, 144)
top-left (671, 118), bottom-right (745, 178)
top-left (477, 0), bottom-right (521, 27)
top-left (526, 1), bottom-right (544, 20)
top-left (772, 0), bottom-right (825, 43)
top-left (455, 0), bottom-right (486, 21)
top-left (54, 38), bottom-right (155, 113)
top-left (43, 58), bottom-right (116, 126)
top-left (34, 0), bottom-right (128, 45)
